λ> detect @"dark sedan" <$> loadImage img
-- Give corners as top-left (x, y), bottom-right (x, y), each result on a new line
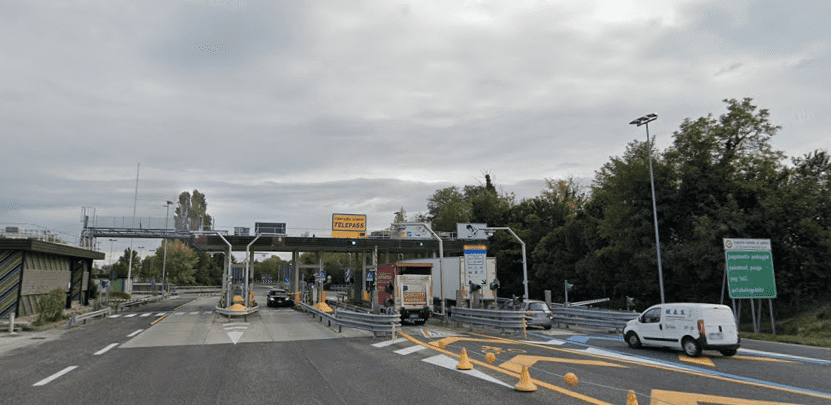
top-left (266, 288), bottom-right (293, 307)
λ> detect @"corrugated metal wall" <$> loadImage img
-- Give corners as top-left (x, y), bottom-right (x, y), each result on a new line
top-left (0, 250), bottom-right (23, 319)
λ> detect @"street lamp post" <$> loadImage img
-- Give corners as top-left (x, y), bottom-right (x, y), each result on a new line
top-left (629, 113), bottom-right (665, 303)
top-left (485, 227), bottom-right (529, 300)
top-left (108, 239), bottom-right (117, 270)
top-left (162, 201), bottom-right (173, 295)
top-left (136, 246), bottom-right (144, 280)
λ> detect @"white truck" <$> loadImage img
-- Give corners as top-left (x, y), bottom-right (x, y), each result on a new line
top-left (400, 256), bottom-right (498, 308)
top-left (376, 263), bottom-right (433, 325)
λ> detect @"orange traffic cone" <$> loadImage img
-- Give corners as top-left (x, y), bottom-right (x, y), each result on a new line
top-left (514, 365), bottom-right (538, 392)
top-left (626, 390), bottom-right (639, 405)
top-left (456, 348), bottom-right (473, 370)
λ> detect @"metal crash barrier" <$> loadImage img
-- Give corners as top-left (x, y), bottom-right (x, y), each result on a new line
top-left (116, 295), bottom-right (165, 313)
top-left (66, 308), bottom-right (111, 329)
top-left (298, 302), bottom-right (400, 338)
top-left (550, 306), bottom-right (637, 331)
top-left (450, 307), bottom-right (528, 334)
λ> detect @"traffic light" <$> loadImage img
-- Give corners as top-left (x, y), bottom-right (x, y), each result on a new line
top-left (565, 281), bottom-right (574, 291)
top-left (384, 282), bottom-right (394, 295)
top-left (469, 282), bottom-right (481, 292)
top-left (489, 280), bottom-right (500, 290)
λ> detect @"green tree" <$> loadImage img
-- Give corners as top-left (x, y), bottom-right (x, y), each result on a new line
top-left (426, 187), bottom-right (471, 232)
top-left (174, 190), bottom-right (214, 232)
top-left (147, 239), bottom-right (199, 285)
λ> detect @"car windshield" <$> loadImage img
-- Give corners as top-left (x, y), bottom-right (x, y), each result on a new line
top-left (269, 290), bottom-right (286, 295)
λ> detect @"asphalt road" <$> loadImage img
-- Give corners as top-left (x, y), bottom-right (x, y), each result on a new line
top-left (2, 291), bottom-right (830, 405)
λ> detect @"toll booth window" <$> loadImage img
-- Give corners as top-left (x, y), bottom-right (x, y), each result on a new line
top-left (643, 308), bottom-right (661, 323)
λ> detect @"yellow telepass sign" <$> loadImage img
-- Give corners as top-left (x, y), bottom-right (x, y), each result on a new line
top-left (332, 214), bottom-right (366, 238)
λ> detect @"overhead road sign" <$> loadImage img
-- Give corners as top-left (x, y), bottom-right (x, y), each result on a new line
top-left (332, 214), bottom-right (366, 238)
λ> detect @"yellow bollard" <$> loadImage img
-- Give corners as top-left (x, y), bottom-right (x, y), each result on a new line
top-left (456, 348), bottom-right (473, 370)
top-left (626, 390), bottom-right (639, 405)
top-left (514, 365), bottom-right (538, 392)
top-left (294, 292), bottom-right (300, 306)
top-left (321, 290), bottom-right (326, 302)
top-left (564, 372), bottom-right (578, 387)
top-left (485, 353), bottom-right (496, 364)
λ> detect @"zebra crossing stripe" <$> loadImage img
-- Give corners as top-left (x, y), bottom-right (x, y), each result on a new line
top-left (109, 315), bottom-right (121, 318)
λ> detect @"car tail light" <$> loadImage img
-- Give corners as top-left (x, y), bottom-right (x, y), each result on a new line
top-left (697, 319), bottom-right (706, 335)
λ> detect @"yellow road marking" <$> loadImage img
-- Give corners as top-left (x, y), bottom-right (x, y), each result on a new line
top-left (500, 355), bottom-right (627, 373)
top-left (650, 389), bottom-right (804, 405)
top-left (678, 355), bottom-right (716, 367)
top-left (463, 331), bottom-right (831, 401)
top-left (430, 337), bottom-right (502, 348)
top-left (397, 331), bottom-right (615, 405)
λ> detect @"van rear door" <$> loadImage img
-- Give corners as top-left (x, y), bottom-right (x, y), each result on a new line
top-left (704, 307), bottom-right (739, 345)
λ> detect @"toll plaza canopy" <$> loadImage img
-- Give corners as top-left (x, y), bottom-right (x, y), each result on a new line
top-left (189, 234), bottom-right (472, 255)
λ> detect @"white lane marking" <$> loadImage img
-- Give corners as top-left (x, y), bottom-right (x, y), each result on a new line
top-left (108, 315), bottom-right (121, 318)
top-left (140, 313), bottom-right (152, 317)
top-left (582, 348), bottom-right (687, 370)
top-left (175, 312), bottom-right (184, 315)
top-left (523, 339), bottom-right (566, 346)
top-left (33, 366), bottom-right (78, 386)
top-left (422, 355), bottom-right (513, 388)
top-left (372, 338), bottom-right (408, 348)
top-left (204, 311), bottom-right (212, 314)
top-left (224, 326), bottom-right (248, 330)
top-left (124, 314), bottom-right (137, 318)
top-left (738, 348), bottom-right (831, 365)
top-left (395, 345), bottom-right (427, 355)
top-left (155, 313), bottom-right (165, 316)
top-left (127, 329), bottom-right (143, 338)
top-left (190, 311), bottom-right (199, 315)
top-left (94, 343), bottom-right (119, 356)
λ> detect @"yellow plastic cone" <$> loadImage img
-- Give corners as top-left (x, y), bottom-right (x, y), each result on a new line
top-left (485, 353), bottom-right (496, 364)
top-left (514, 365), bottom-right (538, 392)
top-left (456, 348), bottom-right (473, 370)
top-left (626, 390), bottom-right (639, 405)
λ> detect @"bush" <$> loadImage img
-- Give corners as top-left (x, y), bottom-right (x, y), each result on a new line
top-left (88, 282), bottom-right (99, 299)
top-left (110, 291), bottom-right (131, 300)
top-left (36, 288), bottom-right (67, 324)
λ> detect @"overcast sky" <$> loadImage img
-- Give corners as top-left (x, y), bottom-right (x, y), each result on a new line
top-left (1, 0), bottom-right (829, 263)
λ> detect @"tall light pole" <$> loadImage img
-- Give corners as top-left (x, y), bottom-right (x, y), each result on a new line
top-left (108, 239), bottom-right (117, 271)
top-left (629, 113), bottom-right (665, 303)
top-left (162, 200), bottom-right (173, 294)
top-left (485, 227), bottom-right (529, 300)
top-left (136, 246), bottom-right (144, 280)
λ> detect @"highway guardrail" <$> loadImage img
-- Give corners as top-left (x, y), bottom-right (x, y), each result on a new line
top-left (298, 302), bottom-right (400, 338)
top-left (116, 295), bottom-right (165, 313)
top-left (66, 308), bottom-right (111, 329)
top-left (450, 307), bottom-right (528, 334)
top-left (550, 307), bottom-right (637, 331)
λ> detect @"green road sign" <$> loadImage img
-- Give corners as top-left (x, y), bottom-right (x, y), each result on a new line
top-left (723, 239), bottom-right (776, 299)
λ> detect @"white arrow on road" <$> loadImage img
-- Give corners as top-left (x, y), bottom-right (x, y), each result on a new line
top-left (224, 323), bottom-right (249, 345)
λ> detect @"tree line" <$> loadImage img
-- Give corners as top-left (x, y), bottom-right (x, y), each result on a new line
top-left (425, 98), bottom-right (830, 313)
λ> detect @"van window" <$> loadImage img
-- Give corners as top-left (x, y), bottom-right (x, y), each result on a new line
top-left (643, 307), bottom-right (661, 323)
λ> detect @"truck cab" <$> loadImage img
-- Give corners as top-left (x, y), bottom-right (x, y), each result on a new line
top-left (376, 263), bottom-right (433, 325)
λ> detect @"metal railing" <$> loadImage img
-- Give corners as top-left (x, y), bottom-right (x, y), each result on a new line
top-left (66, 308), bottom-right (111, 329)
top-left (550, 306), bottom-right (638, 331)
top-left (298, 302), bottom-right (400, 338)
top-left (116, 295), bottom-right (165, 312)
top-left (450, 307), bottom-right (528, 334)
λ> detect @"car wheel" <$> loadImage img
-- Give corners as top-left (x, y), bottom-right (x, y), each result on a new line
top-left (683, 337), bottom-right (701, 357)
top-left (625, 332), bottom-right (641, 349)
top-left (719, 348), bottom-right (737, 357)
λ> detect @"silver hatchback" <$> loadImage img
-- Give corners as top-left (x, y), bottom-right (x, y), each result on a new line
top-left (521, 300), bottom-right (554, 330)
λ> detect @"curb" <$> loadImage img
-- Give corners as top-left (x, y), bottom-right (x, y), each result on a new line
top-left (149, 298), bottom-right (197, 327)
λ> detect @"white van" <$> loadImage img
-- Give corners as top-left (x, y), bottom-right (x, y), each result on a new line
top-left (623, 303), bottom-right (740, 357)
